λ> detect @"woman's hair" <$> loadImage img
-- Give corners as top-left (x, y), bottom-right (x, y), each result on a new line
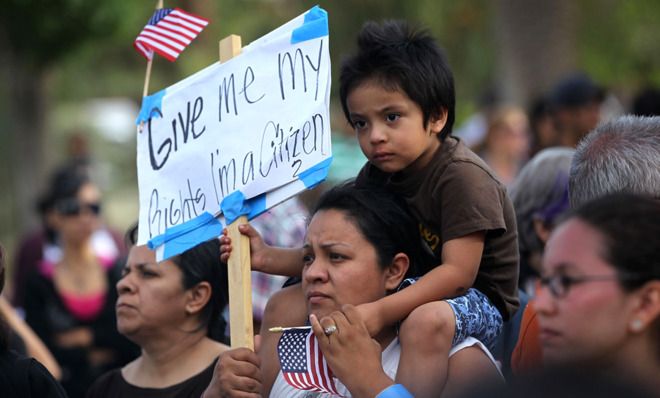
top-left (38, 164), bottom-right (93, 242)
top-left (571, 193), bottom-right (659, 289)
top-left (510, 147), bottom-right (574, 277)
top-left (571, 193), bottom-right (660, 358)
top-left (312, 180), bottom-right (435, 278)
top-left (127, 226), bottom-right (228, 343)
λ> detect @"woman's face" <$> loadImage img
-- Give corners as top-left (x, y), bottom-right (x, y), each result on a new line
top-left (534, 218), bottom-right (640, 366)
top-left (54, 182), bottom-right (101, 245)
top-left (302, 209), bottom-right (399, 320)
top-left (115, 245), bottom-right (189, 341)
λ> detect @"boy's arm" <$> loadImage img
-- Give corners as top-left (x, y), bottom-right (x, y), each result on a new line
top-left (221, 223), bottom-right (304, 277)
top-left (361, 231), bottom-right (485, 334)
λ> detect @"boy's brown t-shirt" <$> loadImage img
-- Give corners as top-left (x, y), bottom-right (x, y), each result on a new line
top-left (356, 136), bottom-right (520, 320)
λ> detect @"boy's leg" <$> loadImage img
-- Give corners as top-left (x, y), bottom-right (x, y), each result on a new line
top-left (396, 301), bottom-right (456, 398)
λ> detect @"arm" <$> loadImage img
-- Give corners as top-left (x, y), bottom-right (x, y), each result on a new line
top-left (360, 231), bottom-right (485, 335)
top-left (0, 296), bottom-right (62, 380)
top-left (220, 223), bottom-right (304, 277)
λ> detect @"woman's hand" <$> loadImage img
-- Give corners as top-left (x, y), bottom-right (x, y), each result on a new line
top-left (310, 305), bottom-right (394, 398)
top-left (202, 347), bottom-right (263, 398)
top-left (220, 223), bottom-right (271, 272)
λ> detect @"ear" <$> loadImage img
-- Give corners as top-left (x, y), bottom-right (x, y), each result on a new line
top-left (533, 218), bottom-right (553, 244)
top-left (628, 281), bottom-right (660, 334)
top-left (428, 108), bottom-right (448, 135)
top-left (185, 281), bottom-right (212, 316)
top-left (384, 253), bottom-right (410, 291)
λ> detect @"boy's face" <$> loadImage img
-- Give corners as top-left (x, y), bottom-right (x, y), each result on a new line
top-left (347, 79), bottom-right (445, 173)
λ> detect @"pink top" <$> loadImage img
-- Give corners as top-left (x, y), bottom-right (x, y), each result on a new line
top-left (60, 290), bottom-right (107, 321)
top-left (38, 256), bottom-right (115, 321)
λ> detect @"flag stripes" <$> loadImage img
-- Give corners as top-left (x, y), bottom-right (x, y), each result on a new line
top-left (277, 329), bottom-right (341, 396)
top-left (134, 8), bottom-right (209, 62)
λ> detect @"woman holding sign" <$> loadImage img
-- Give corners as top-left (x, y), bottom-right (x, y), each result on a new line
top-left (202, 182), bottom-right (501, 397)
top-left (86, 228), bottom-right (229, 398)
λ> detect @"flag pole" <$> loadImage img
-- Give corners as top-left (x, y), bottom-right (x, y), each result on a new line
top-left (142, 0), bottom-right (164, 98)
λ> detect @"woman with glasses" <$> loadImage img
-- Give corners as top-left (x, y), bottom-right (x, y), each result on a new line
top-left (534, 193), bottom-right (660, 393)
top-left (24, 166), bottom-right (137, 398)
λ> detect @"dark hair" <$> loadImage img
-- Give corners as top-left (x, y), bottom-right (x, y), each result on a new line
top-left (339, 20), bottom-right (455, 140)
top-left (37, 165), bottom-right (94, 242)
top-left (571, 193), bottom-right (659, 290)
top-left (127, 226), bottom-right (228, 343)
top-left (312, 180), bottom-right (434, 278)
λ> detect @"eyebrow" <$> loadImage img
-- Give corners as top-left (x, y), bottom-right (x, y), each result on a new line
top-left (302, 241), bottom-right (352, 250)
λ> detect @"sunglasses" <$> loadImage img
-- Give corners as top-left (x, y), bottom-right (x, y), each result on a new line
top-left (56, 199), bottom-right (102, 217)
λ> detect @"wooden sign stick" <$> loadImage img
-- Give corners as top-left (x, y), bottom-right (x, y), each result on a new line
top-left (219, 34), bottom-right (254, 350)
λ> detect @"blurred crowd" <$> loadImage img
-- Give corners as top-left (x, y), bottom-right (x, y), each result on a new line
top-left (0, 57), bottom-right (659, 397)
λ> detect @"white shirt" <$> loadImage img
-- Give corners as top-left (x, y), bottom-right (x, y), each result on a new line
top-left (269, 336), bottom-right (499, 397)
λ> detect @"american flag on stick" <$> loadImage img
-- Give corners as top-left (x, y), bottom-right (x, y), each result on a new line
top-left (277, 329), bottom-right (342, 396)
top-left (134, 8), bottom-right (209, 62)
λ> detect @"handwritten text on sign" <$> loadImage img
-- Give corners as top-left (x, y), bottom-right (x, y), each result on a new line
top-left (136, 14), bottom-right (331, 246)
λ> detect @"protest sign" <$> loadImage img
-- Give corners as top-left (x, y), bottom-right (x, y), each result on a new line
top-left (135, 6), bottom-right (331, 260)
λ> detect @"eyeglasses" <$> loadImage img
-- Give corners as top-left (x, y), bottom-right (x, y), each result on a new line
top-left (56, 199), bottom-right (102, 217)
top-left (538, 273), bottom-right (639, 298)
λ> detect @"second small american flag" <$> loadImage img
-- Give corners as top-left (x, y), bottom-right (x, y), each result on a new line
top-left (277, 328), bottom-right (341, 396)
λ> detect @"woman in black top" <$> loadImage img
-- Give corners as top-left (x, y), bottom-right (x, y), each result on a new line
top-left (86, 226), bottom-right (229, 398)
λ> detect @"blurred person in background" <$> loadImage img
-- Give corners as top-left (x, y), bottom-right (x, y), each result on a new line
top-left (632, 86), bottom-right (660, 117)
top-left (548, 72), bottom-right (605, 148)
top-left (527, 96), bottom-right (559, 157)
top-left (12, 162), bottom-right (125, 309)
top-left (453, 87), bottom-right (499, 150)
top-left (23, 166), bottom-right (137, 398)
top-left (505, 147), bottom-right (574, 375)
top-left (509, 147), bottom-right (574, 294)
top-left (534, 193), bottom-right (660, 394)
top-left (512, 115), bottom-right (660, 376)
top-left (0, 244), bottom-right (68, 397)
top-left (477, 105), bottom-right (530, 187)
top-left (87, 227), bottom-right (229, 398)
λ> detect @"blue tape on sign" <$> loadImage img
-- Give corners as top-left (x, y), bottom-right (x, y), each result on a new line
top-left (147, 212), bottom-right (222, 260)
top-left (298, 157), bottom-right (332, 189)
top-left (290, 6), bottom-right (328, 44)
top-left (135, 89), bottom-right (166, 125)
top-left (246, 193), bottom-right (267, 220)
top-left (376, 384), bottom-right (414, 398)
top-left (221, 190), bottom-right (251, 225)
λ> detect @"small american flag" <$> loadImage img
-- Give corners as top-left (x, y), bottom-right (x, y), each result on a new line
top-left (277, 329), bottom-right (342, 396)
top-left (134, 8), bottom-right (209, 62)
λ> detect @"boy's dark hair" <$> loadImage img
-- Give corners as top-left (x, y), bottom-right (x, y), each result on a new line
top-left (127, 226), bottom-right (228, 343)
top-left (339, 20), bottom-right (455, 140)
top-left (312, 180), bottom-right (435, 278)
